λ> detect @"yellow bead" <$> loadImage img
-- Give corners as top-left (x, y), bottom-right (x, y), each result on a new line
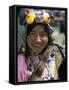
top-left (43, 12), bottom-right (51, 24)
top-left (26, 12), bottom-right (36, 24)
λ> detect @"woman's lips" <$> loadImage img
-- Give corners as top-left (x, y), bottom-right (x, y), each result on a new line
top-left (31, 43), bottom-right (42, 47)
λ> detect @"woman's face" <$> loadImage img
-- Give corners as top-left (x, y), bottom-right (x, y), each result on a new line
top-left (27, 25), bottom-right (49, 54)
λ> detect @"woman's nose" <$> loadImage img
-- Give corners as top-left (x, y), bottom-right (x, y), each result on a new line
top-left (36, 35), bottom-right (41, 43)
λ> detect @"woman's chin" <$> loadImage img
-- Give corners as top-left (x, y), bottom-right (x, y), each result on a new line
top-left (31, 48), bottom-right (43, 54)
top-left (29, 44), bottom-right (45, 54)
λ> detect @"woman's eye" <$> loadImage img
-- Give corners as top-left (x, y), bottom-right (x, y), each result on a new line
top-left (40, 33), bottom-right (48, 36)
top-left (30, 32), bottom-right (35, 35)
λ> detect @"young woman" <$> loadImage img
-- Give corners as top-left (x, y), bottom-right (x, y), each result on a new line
top-left (17, 11), bottom-right (65, 82)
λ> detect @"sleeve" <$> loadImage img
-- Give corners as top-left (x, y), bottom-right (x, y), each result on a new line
top-left (17, 54), bottom-right (27, 82)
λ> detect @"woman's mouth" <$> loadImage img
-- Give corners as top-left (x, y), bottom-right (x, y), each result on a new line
top-left (31, 43), bottom-right (42, 47)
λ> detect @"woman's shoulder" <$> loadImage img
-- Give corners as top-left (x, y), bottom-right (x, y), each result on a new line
top-left (47, 43), bottom-right (65, 60)
top-left (18, 53), bottom-right (25, 60)
top-left (48, 43), bottom-right (65, 55)
top-left (48, 43), bottom-right (65, 68)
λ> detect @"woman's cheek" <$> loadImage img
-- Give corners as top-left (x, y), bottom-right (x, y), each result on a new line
top-left (41, 37), bottom-right (49, 45)
top-left (28, 35), bottom-right (35, 41)
top-left (27, 36), bottom-right (33, 47)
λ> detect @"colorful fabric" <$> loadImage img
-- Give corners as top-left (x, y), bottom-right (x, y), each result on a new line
top-left (17, 45), bottom-right (64, 82)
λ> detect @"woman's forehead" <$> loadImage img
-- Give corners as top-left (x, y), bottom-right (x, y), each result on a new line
top-left (32, 25), bottom-right (45, 33)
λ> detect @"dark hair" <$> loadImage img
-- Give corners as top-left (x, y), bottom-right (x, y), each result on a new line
top-left (26, 23), bottom-right (50, 34)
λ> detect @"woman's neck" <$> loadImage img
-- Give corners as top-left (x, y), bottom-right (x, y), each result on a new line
top-left (31, 51), bottom-right (39, 56)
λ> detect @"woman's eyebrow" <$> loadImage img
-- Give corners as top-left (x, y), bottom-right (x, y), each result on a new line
top-left (31, 31), bottom-right (45, 33)
top-left (31, 31), bottom-right (35, 32)
top-left (31, 30), bottom-right (46, 33)
top-left (40, 31), bottom-right (47, 33)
